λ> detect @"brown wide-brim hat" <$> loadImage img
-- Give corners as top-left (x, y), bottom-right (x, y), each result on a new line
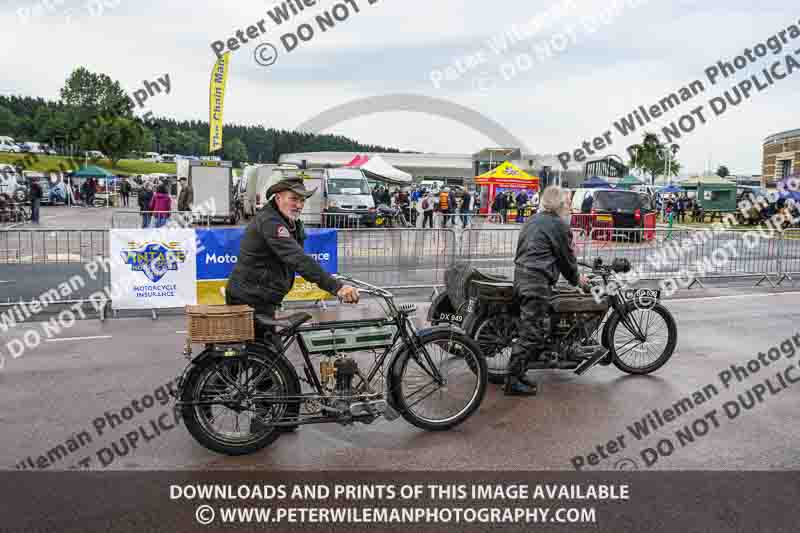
top-left (267, 177), bottom-right (316, 198)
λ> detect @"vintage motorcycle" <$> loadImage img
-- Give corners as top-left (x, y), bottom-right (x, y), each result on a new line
top-left (428, 259), bottom-right (677, 384)
top-left (174, 275), bottom-right (487, 455)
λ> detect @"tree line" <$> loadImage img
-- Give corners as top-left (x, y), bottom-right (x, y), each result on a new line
top-left (0, 67), bottom-right (400, 167)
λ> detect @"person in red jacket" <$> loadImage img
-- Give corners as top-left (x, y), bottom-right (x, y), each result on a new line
top-left (148, 183), bottom-right (172, 228)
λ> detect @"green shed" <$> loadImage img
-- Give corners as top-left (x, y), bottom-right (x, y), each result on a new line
top-left (681, 175), bottom-right (737, 211)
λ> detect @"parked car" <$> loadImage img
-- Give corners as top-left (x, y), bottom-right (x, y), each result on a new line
top-left (0, 142), bottom-right (20, 153)
top-left (20, 142), bottom-right (47, 153)
top-left (85, 150), bottom-right (106, 159)
top-left (571, 188), bottom-right (654, 242)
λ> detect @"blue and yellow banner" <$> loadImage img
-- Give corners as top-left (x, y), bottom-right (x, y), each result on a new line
top-left (195, 228), bottom-right (338, 304)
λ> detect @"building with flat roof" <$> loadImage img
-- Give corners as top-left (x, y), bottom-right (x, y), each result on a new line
top-left (763, 129), bottom-right (800, 185)
top-left (278, 149), bottom-right (584, 187)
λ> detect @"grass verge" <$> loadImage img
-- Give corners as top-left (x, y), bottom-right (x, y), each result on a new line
top-left (0, 153), bottom-right (177, 175)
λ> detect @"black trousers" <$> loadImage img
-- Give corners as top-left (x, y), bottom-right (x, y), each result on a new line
top-left (225, 281), bottom-right (279, 349)
top-left (422, 211), bottom-right (433, 228)
top-left (511, 269), bottom-right (553, 362)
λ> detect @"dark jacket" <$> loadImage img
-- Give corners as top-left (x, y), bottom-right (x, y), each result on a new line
top-left (581, 194), bottom-right (593, 213)
top-left (514, 211), bottom-right (579, 286)
top-left (178, 184), bottom-right (193, 211)
top-left (138, 190), bottom-right (153, 212)
top-left (30, 182), bottom-right (42, 201)
top-left (493, 194), bottom-right (506, 211)
top-left (228, 200), bottom-right (343, 306)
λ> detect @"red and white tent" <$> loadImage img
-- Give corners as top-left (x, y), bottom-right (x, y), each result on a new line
top-left (343, 154), bottom-right (412, 185)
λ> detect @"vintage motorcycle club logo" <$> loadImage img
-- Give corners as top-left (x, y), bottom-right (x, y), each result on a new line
top-left (120, 241), bottom-right (187, 283)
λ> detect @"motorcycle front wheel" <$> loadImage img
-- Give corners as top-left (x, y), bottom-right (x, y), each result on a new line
top-left (390, 329), bottom-right (487, 431)
top-left (605, 303), bottom-right (677, 374)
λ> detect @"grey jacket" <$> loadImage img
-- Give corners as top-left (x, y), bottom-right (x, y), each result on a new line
top-left (514, 211), bottom-right (579, 286)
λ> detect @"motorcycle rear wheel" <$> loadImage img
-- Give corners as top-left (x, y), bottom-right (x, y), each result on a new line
top-left (180, 352), bottom-right (299, 455)
top-left (472, 313), bottom-right (516, 384)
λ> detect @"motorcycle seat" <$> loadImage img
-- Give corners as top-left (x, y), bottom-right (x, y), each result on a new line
top-left (256, 312), bottom-right (312, 335)
top-left (470, 280), bottom-right (514, 302)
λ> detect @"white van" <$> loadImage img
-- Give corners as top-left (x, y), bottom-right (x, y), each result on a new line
top-left (22, 142), bottom-right (46, 153)
top-left (240, 164), bottom-right (322, 219)
top-left (242, 166), bottom-right (377, 227)
top-left (160, 154), bottom-right (177, 163)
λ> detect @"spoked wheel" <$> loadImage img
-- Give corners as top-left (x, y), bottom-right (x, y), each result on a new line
top-left (391, 329), bottom-right (487, 431)
top-left (605, 303), bottom-right (677, 375)
top-left (473, 314), bottom-right (516, 384)
top-left (180, 352), bottom-right (299, 455)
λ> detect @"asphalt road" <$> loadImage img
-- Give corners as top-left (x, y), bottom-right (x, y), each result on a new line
top-left (1, 287), bottom-right (799, 472)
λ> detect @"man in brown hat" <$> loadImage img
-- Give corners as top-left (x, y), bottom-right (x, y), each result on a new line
top-left (226, 176), bottom-right (359, 342)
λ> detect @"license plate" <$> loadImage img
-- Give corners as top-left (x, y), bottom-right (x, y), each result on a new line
top-left (596, 215), bottom-right (612, 222)
top-left (623, 288), bottom-right (660, 309)
top-left (438, 312), bottom-right (464, 324)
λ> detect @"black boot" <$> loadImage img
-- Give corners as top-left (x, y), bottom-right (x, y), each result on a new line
top-left (504, 351), bottom-right (538, 396)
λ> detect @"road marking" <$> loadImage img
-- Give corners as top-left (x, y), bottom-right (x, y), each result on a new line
top-left (667, 290), bottom-right (800, 303)
top-left (176, 330), bottom-right (187, 334)
top-left (46, 335), bottom-right (113, 342)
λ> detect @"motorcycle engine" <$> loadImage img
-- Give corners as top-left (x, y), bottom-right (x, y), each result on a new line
top-left (334, 357), bottom-right (358, 397)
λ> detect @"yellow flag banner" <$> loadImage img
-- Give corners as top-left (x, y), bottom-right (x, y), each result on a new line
top-left (209, 52), bottom-right (230, 153)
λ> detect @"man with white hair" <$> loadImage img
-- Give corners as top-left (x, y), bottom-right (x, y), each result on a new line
top-left (506, 185), bottom-right (588, 396)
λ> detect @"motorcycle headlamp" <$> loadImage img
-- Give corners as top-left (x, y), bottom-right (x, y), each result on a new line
top-left (611, 258), bottom-right (631, 273)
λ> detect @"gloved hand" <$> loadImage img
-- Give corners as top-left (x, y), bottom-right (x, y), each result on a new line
top-left (577, 274), bottom-right (591, 293)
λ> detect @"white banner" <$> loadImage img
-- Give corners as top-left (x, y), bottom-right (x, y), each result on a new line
top-left (109, 229), bottom-right (198, 310)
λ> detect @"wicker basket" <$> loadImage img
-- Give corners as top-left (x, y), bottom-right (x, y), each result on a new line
top-left (186, 305), bottom-right (255, 344)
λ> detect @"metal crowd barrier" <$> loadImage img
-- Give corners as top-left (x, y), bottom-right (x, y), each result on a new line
top-left (336, 228), bottom-right (456, 289)
top-left (436, 213), bottom-right (503, 229)
top-left (0, 228), bottom-right (109, 307)
top-left (4, 224), bottom-right (800, 320)
top-left (111, 210), bottom-right (212, 228)
top-left (583, 227), bottom-right (784, 286)
top-left (459, 227), bottom-right (520, 278)
top-left (321, 213), bottom-right (362, 229)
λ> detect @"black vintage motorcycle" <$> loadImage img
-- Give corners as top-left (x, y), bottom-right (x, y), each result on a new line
top-left (428, 259), bottom-right (677, 384)
top-left (174, 276), bottom-right (487, 455)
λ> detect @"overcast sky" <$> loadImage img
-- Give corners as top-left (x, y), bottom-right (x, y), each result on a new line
top-left (1, 0), bottom-right (798, 175)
